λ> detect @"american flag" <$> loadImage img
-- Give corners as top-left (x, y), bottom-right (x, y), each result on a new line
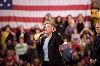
top-left (0, 0), bottom-right (91, 29)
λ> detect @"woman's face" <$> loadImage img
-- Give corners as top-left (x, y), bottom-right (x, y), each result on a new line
top-left (19, 26), bottom-right (24, 32)
top-left (7, 50), bottom-right (12, 56)
top-left (6, 27), bottom-right (10, 32)
top-left (30, 34), bottom-right (33, 40)
top-left (68, 15), bottom-right (72, 20)
top-left (73, 29), bottom-right (78, 33)
top-left (83, 34), bottom-right (87, 39)
top-left (78, 14), bottom-right (83, 21)
top-left (45, 13), bottom-right (52, 20)
top-left (57, 16), bottom-right (62, 22)
top-left (44, 23), bottom-right (53, 35)
top-left (19, 38), bottom-right (24, 43)
top-left (35, 29), bottom-right (41, 34)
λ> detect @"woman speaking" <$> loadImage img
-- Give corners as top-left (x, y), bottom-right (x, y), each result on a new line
top-left (37, 20), bottom-right (65, 66)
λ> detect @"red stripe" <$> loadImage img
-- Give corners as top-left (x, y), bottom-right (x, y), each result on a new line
top-left (0, 28), bottom-right (32, 32)
top-left (0, 16), bottom-right (90, 22)
top-left (0, 16), bottom-right (43, 22)
top-left (13, 5), bottom-right (90, 11)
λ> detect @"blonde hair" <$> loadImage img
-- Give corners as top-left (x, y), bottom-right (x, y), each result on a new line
top-left (44, 20), bottom-right (56, 27)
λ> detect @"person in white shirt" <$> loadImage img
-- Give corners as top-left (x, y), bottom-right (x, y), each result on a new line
top-left (15, 37), bottom-right (28, 61)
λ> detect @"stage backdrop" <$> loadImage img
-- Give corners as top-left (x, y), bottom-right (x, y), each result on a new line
top-left (0, 0), bottom-right (91, 29)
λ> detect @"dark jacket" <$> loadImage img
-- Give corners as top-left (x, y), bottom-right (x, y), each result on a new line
top-left (91, 35), bottom-right (100, 66)
top-left (37, 31), bottom-right (65, 66)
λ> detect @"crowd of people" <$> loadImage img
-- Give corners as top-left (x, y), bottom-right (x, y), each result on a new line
top-left (0, 2), bottom-right (100, 66)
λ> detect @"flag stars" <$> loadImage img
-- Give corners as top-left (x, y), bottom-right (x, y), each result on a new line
top-left (0, 3), bottom-right (3, 6)
top-left (3, 0), bottom-right (7, 3)
top-left (7, 3), bottom-right (10, 6)
top-left (0, 0), bottom-right (12, 9)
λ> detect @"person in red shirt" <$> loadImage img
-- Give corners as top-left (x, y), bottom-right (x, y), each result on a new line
top-left (71, 38), bottom-right (83, 66)
top-left (71, 38), bottom-right (80, 52)
top-left (3, 50), bottom-right (16, 66)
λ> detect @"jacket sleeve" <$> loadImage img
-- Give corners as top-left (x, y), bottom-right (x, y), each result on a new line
top-left (53, 31), bottom-right (64, 45)
top-left (90, 36), bottom-right (100, 61)
top-left (90, 37), bottom-right (97, 59)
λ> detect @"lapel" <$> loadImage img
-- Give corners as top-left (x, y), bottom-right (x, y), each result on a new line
top-left (42, 33), bottom-right (55, 47)
top-left (48, 35), bottom-right (54, 46)
top-left (41, 36), bottom-right (46, 47)
top-left (48, 33), bottom-right (56, 46)
top-left (42, 32), bottom-right (57, 50)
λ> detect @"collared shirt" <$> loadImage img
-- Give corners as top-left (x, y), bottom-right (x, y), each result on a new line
top-left (43, 36), bottom-right (51, 61)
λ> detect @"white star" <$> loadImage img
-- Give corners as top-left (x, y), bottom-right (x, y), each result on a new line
top-left (4, 0), bottom-right (7, 2)
top-left (0, 3), bottom-right (3, 6)
top-left (7, 3), bottom-right (10, 6)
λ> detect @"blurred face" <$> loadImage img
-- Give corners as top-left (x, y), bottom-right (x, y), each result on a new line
top-left (78, 14), bottom-right (83, 21)
top-left (33, 58), bottom-right (40, 65)
top-left (68, 15), bottom-right (72, 20)
top-left (57, 16), bottom-right (62, 22)
top-left (44, 23), bottom-right (53, 35)
top-left (35, 29), bottom-right (41, 34)
top-left (67, 15), bottom-right (73, 23)
top-left (11, 50), bottom-right (15, 56)
top-left (30, 34), bottom-right (33, 40)
top-left (19, 25), bottom-right (24, 32)
top-left (19, 38), bottom-right (24, 43)
top-left (6, 27), bottom-right (10, 32)
top-left (64, 38), bottom-right (68, 42)
top-left (73, 29), bottom-right (78, 33)
top-left (95, 23), bottom-right (100, 34)
top-left (7, 50), bottom-right (12, 56)
top-left (26, 63), bottom-right (31, 66)
top-left (83, 34), bottom-right (87, 39)
top-left (45, 13), bottom-right (52, 20)
top-left (93, 2), bottom-right (97, 7)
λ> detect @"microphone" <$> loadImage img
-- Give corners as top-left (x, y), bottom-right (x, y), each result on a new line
top-left (34, 31), bottom-right (44, 41)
